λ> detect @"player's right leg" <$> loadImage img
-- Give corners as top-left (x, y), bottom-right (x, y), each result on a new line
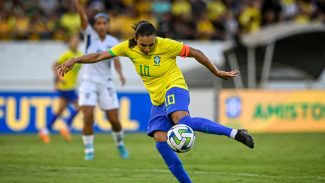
top-left (81, 106), bottom-right (95, 160)
top-left (78, 81), bottom-right (97, 160)
top-left (148, 105), bottom-right (192, 183)
top-left (60, 91), bottom-right (79, 141)
top-left (165, 87), bottom-right (255, 149)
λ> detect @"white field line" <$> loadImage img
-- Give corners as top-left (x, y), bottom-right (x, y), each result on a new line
top-left (2, 164), bottom-right (325, 181)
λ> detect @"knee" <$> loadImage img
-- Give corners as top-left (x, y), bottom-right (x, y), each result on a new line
top-left (170, 111), bottom-right (190, 124)
top-left (153, 131), bottom-right (167, 142)
top-left (82, 110), bottom-right (94, 123)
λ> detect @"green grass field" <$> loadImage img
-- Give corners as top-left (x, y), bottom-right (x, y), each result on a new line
top-left (1, 133), bottom-right (325, 183)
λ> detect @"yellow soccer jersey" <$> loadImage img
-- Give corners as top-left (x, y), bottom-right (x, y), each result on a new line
top-left (110, 37), bottom-right (188, 106)
top-left (56, 50), bottom-right (82, 90)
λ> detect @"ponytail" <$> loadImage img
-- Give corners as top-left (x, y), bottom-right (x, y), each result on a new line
top-left (128, 20), bottom-right (157, 48)
top-left (128, 38), bottom-right (137, 48)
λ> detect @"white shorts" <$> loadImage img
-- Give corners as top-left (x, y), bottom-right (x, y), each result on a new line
top-left (78, 81), bottom-right (119, 110)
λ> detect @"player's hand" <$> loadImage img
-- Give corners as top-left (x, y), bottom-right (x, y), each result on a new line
top-left (56, 59), bottom-right (76, 78)
top-left (119, 75), bottom-right (126, 86)
top-left (217, 69), bottom-right (239, 80)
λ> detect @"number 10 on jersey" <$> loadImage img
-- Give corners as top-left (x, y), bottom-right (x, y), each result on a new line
top-left (139, 65), bottom-right (150, 76)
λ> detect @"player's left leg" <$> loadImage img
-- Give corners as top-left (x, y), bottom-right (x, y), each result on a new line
top-left (38, 96), bottom-right (68, 144)
top-left (99, 83), bottom-right (128, 159)
top-left (148, 105), bottom-right (192, 183)
top-left (60, 91), bottom-right (79, 141)
top-left (78, 81), bottom-right (97, 160)
top-left (105, 109), bottom-right (128, 159)
top-left (47, 97), bottom-right (69, 131)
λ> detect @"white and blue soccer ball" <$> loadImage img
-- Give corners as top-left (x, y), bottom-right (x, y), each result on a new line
top-left (167, 124), bottom-right (195, 153)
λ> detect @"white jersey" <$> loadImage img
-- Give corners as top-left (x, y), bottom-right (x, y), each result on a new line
top-left (79, 25), bottom-right (119, 84)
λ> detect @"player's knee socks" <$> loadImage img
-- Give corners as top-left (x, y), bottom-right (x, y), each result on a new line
top-left (47, 113), bottom-right (58, 131)
top-left (66, 109), bottom-right (78, 127)
top-left (112, 130), bottom-right (124, 146)
top-left (82, 135), bottom-right (94, 154)
top-left (178, 116), bottom-right (237, 138)
top-left (156, 142), bottom-right (192, 183)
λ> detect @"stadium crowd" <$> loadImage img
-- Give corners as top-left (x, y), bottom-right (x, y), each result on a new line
top-left (0, 0), bottom-right (324, 41)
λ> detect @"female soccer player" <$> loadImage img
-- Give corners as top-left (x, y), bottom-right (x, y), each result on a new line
top-left (39, 34), bottom-right (82, 144)
top-left (75, 0), bottom-right (128, 160)
top-left (56, 21), bottom-right (255, 182)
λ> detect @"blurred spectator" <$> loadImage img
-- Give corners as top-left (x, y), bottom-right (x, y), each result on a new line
top-left (39, 0), bottom-right (59, 16)
top-left (173, 13), bottom-right (197, 40)
top-left (0, 0), bottom-right (322, 41)
top-left (157, 12), bottom-right (174, 38)
top-left (0, 11), bottom-right (11, 40)
top-left (315, 0), bottom-right (325, 23)
top-left (196, 13), bottom-right (217, 40)
top-left (238, 1), bottom-right (262, 34)
top-left (190, 0), bottom-right (207, 19)
top-left (280, 0), bottom-right (298, 20)
top-left (152, 0), bottom-right (171, 21)
top-left (171, 0), bottom-right (192, 17)
top-left (10, 9), bottom-right (30, 40)
top-left (261, 0), bottom-right (282, 26)
top-left (59, 3), bottom-right (80, 37)
top-left (224, 10), bottom-right (239, 40)
top-left (207, 0), bottom-right (226, 21)
top-left (294, 0), bottom-right (317, 24)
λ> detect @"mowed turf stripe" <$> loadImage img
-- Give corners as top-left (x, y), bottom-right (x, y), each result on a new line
top-left (1, 164), bottom-right (324, 181)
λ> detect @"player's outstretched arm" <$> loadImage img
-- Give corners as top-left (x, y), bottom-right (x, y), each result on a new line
top-left (75, 0), bottom-right (88, 30)
top-left (56, 51), bottom-right (114, 77)
top-left (113, 57), bottom-right (126, 86)
top-left (188, 47), bottom-right (239, 80)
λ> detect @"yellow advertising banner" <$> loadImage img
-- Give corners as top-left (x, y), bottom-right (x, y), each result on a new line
top-left (219, 90), bottom-right (325, 133)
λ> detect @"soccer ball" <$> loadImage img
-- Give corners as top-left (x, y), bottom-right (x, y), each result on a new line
top-left (167, 124), bottom-right (195, 153)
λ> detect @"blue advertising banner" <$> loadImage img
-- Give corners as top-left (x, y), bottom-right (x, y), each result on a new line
top-left (0, 91), bottom-right (151, 134)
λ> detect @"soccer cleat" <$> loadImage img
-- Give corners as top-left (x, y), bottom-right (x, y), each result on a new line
top-left (38, 130), bottom-right (50, 144)
top-left (235, 129), bottom-right (255, 149)
top-left (84, 152), bottom-right (94, 160)
top-left (60, 128), bottom-right (72, 141)
top-left (117, 145), bottom-right (129, 159)
top-left (84, 144), bottom-right (94, 160)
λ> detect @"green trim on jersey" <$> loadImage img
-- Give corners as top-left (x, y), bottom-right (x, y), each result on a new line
top-left (108, 49), bottom-right (116, 56)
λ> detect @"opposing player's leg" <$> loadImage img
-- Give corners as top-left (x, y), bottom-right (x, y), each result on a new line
top-left (78, 81), bottom-right (97, 160)
top-left (148, 105), bottom-right (192, 183)
top-left (99, 83), bottom-right (128, 159)
top-left (166, 87), bottom-right (254, 149)
top-left (106, 109), bottom-right (128, 159)
top-left (81, 106), bottom-right (95, 160)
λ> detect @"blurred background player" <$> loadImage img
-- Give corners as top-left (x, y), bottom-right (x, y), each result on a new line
top-left (75, 0), bottom-right (128, 160)
top-left (39, 34), bottom-right (82, 144)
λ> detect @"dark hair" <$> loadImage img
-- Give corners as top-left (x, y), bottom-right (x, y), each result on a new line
top-left (128, 21), bottom-right (157, 48)
top-left (90, 12), bottom-right (109, 25)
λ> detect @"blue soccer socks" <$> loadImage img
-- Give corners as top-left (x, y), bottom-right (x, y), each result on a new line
top-left (156, 142), bottom-right (192, 183)
top-left (178, 116), bottom-right (234, 137)
top-left (66, 109), bottom-right (78, 127)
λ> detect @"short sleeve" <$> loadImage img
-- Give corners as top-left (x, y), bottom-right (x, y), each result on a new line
top-left (56, 52), bottom-right (69, 64)
top-left (109, 40), bottom-right (128, 57)
top-left (82, 24), bottom-right (95, 35)
top-left (165, 38), bottom-right (183, 57)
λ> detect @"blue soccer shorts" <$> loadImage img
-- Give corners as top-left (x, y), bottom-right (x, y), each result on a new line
top-left (147, 87), bottom-right (190, 137)
top-left (57, 89), bottom-right (78, 102)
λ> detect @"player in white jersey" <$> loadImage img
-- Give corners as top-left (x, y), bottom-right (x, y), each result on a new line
top-left (75, 0), bottom-right (128, 160)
